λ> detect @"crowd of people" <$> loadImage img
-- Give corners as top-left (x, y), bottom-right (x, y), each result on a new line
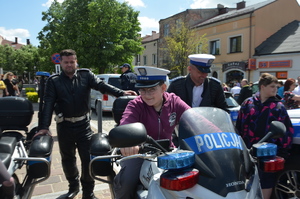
top-left (0, 49), bottom-right (296, 199)
top-left (0, 72), bottom-right (20, 97)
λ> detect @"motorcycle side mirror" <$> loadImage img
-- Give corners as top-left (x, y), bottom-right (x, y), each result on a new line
top-left (108, 122), bottom-right (148, 148)
top-left (258, 121), bottom-right (286, 143)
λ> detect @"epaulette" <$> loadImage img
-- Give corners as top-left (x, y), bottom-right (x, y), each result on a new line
top-left (170, 76), bottom-right (186, 82)
top-left (77, 68), bottom-right (90, 72)
top-left (47, 73), bottom-right (59, 80)
top-left (208, 76), bottom-right (221, 83)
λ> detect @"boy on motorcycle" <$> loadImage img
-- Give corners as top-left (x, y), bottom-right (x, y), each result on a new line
top-left (113, 66), bottom-right (191, 199)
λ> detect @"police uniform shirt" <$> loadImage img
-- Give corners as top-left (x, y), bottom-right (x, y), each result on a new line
top-left (192, 84), bottom-right (204, 107)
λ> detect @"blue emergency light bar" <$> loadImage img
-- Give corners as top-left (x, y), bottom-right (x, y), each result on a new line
top-left (252, 142), bottom-right (277, 157)
top-left (157, 150), bottom-right (195, 170)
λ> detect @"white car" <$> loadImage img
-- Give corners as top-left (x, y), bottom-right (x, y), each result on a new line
top-left (90, 74), bottom-right (121, 114)
top-left (287, 109), bottom-right (300, 144)
top-left (224, 91), bottom-right (241, 123)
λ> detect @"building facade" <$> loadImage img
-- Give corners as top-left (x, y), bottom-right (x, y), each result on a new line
top-left (157, 0), bottom-right (300, 86)
top-left (0, 36), bottom-right (29, 49)
top-left (133, 31), bottom-right (159, 67)
top-left (253, 20), bottom-right (300, 81)
top-left (158, 6), bottom-right (235, 70)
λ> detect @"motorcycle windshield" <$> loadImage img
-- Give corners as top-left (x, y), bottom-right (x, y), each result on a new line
top-left (178, 107), bottom-right (252, 197)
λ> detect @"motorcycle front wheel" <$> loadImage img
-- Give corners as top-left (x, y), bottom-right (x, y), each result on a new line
top-left (274, 146), bottom-right (300, 199)
top-left (274, 169), bottom-right (300, 199)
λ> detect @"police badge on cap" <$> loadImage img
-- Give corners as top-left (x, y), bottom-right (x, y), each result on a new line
top-left (134, 66), bottom-right (170, 88)
top-left (188, 54), bottom-right (215, 73)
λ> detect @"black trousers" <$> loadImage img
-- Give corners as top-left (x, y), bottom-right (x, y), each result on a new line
top-left (57, 118), bottom-right (94, 193)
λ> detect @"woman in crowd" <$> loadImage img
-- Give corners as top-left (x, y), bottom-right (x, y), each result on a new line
top-left (283, 78), bottom-right (300, 109)
top-left (236, 73), bottom-right (294, 199)
top-left (3, 72), bottom-right (20, 97)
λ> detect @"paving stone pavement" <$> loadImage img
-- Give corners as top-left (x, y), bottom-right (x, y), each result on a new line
top-left (21, 103), bottom-right (115, 199)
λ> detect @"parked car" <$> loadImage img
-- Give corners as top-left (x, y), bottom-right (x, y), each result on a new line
top-left (224, 91), bottom-right (240, 123)
top-left (90, 74), bottom-right (121, 114)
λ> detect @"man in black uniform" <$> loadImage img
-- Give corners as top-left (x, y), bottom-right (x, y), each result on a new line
top-left (167, 54), bottom-right (228, 111)
top-left (36, 49), bottom-right (136, 199)
top-left (119, 63), bottom-right (137, 92)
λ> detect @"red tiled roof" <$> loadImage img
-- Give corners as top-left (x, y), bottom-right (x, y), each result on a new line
top-left (0, 35), bottom-right (24, 49)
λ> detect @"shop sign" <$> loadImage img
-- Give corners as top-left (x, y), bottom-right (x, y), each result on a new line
top-left (276, 72), bottom-right (288, 79)
top-left (248, 58), bottom-right (256, 70)
top-left (222, 62), bottom-right (246, 72)
top-left (258, 60), bottom-right (292, 68)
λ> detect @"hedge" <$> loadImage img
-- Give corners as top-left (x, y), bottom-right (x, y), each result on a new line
top-left (26, 92), bottom-right (39, 103)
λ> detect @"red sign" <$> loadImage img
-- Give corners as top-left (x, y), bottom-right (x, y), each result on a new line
top-left (276, 72), bottom-right (288, 79)
top-left (269, 60), bottom-right (291, 68)
top-left (248, 58), bottom-right (256, 70)
top-left (258, 60), bottom-right (292, 68)
top-left (51, 53), bottom-right (60, 64)
top-left (258, 61), bottom-right (268, 68)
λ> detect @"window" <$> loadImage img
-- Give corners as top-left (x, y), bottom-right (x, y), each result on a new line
top-left (143, 56), bottom-right (147, 65)
top-left (229, 36), bottom-right (242, 53)
top-left (196, 44), bottom-right (203, 53)
top-left (164, 24), bottom-right (169, 37)
top-left (135, 54), bottom-right (140, 65)
top-left (152, 54), bottom-right (156, 65)
top-left (210, 40), bottom-right (220, 55)
top-left (175, 19), bottom-right (182, 30)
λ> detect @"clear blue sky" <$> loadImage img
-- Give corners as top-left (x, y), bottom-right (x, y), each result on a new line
top-left (1, 0), bottom-right (299, 47)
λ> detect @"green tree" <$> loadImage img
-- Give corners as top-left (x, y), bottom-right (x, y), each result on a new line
top-left (164, 21), bottom-right (208, 76)
top-left (0, 45), bottom-right (15, 71)
top-left (0, 44), bottom-right (46, 79)
top-left (38, 0), bottom-right (143, 74)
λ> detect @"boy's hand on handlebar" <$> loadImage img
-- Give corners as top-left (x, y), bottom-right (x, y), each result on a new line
top-left (32, 129), bottom-right (52, 139)
top-left (120, 146), bottom-right (139, 156)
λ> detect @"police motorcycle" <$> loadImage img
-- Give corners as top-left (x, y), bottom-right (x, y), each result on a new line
top-left (0, 71), bottom-right (54, 199)
top-left (273, 108), bottom-right (300, 199)
top-left (89, 101), bottom-right (286, 198)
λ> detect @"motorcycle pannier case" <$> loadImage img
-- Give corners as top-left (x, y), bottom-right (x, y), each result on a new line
top-left (0, 97), bottom-right (33, 129)
top-left (90, 133), bottom-right (113, 176)
top-left (112, 96), bottom-right (137, 125)
top-left (27, 135), bottom-right (54, 178)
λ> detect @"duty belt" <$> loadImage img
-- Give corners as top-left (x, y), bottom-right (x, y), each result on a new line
top-left (55, 113), bottom-right (89, 123)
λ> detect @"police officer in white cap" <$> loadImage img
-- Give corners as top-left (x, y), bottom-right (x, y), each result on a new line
top-left (168, 54), bottom-right (228, 112)
top-left (114, 66), bottom-right (190, 199)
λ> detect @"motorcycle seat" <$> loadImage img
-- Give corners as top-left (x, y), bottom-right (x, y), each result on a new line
top-left (0, 136), bottom-right (17, 168)
top-left (0, 153), bottom-right (12, 168)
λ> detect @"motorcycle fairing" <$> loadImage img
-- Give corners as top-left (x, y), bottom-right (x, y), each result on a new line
top-left (146, 166), bottom-right (262, 199)
top-left (178, 107), bottom-right (254, 197)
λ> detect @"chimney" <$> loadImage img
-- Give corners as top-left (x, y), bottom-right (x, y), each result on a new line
top-left (217, 4), bottom-right (224, 9)
top-left (152, 31), bottom-right (156, 35)
top-left (26, 39), bottom-right (30, 45)
top-left (14, 37), bottom-right (18, 44)
top-left (218, 4), bottom-right (228, 15)
top-left (237, 1), bottom-right (246, 10)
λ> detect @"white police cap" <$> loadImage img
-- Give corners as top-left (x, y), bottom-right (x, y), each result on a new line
top-left (134, 66), bottom-right (170, 88)
top-left (188, 54), bottom-right (215, 73)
